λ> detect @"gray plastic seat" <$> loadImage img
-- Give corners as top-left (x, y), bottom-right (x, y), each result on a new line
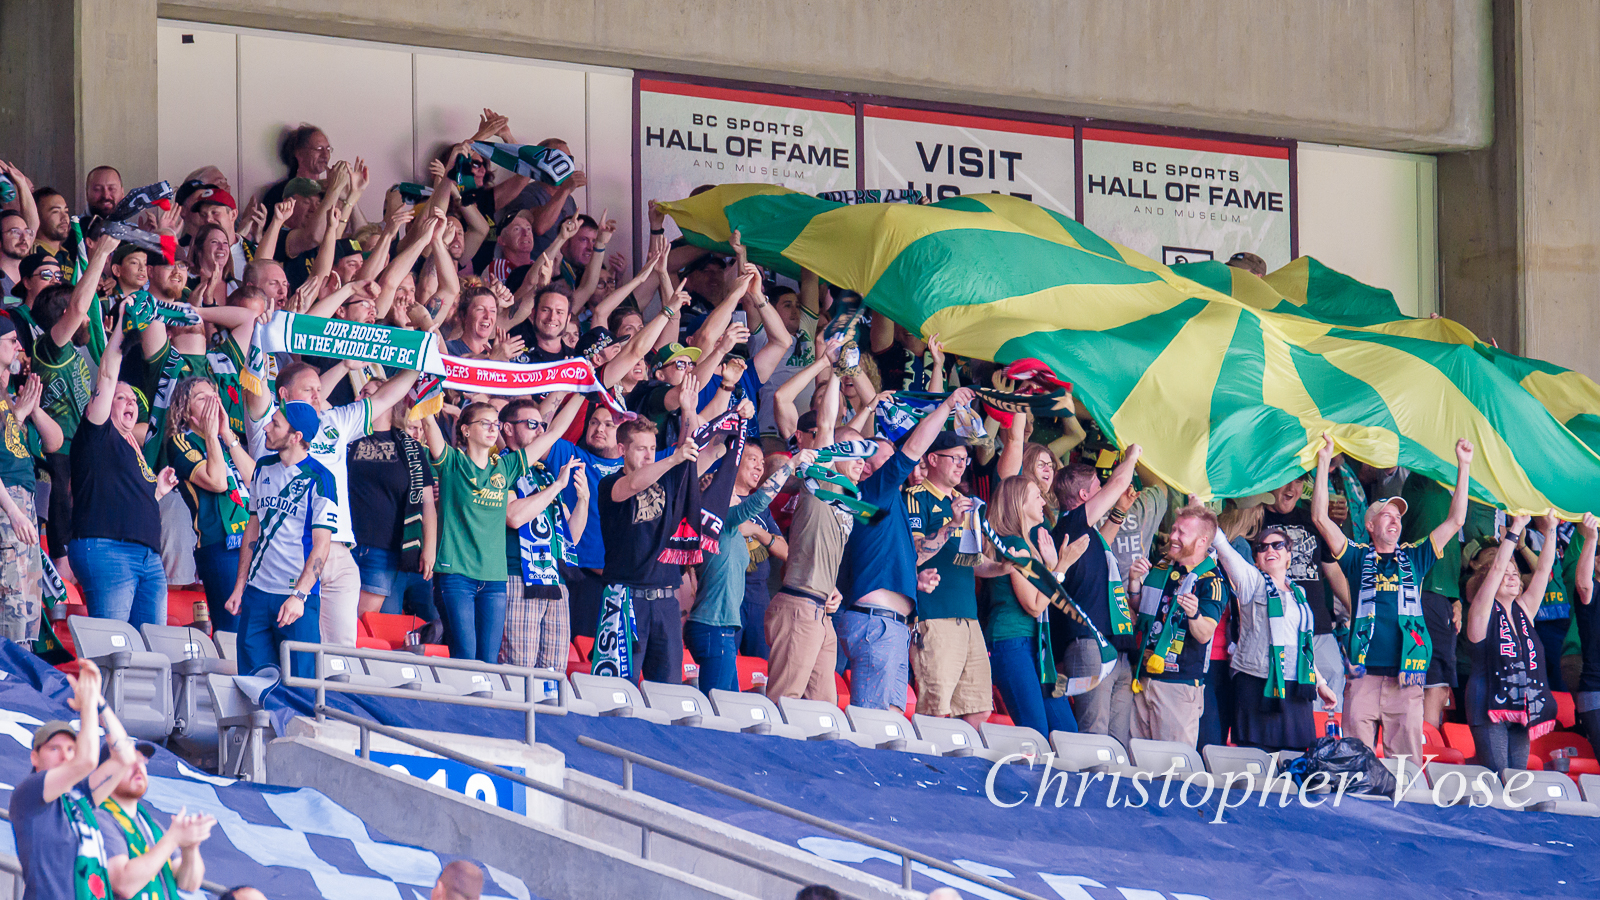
top-left (1052, 731), bottom-right (1144, 775)
top-left (212, 630), bottom-right (237, 661)
top-left (776, 698), bottom-right (877, 749)
top-left (569, 673), bottom-right (674, 724)
top-left (1578, 772), bottom-right (1600, 805)
top-left (207, 673), bottom-right (271, 782)
top-left (1129, 738), bottom-right (1205, 780)
top-left (320, 654), bottom-right (386, 687)
top-left (979, 722), bottom-right (1049, 764)
top-left (1502, 769), bottom-right (1599, 815)
top-left (539, 673), bottom-right (599, 716)
top-left (141, 624), bottom-right (235, 754)
top-left (67, 616), bottom-right (173, 742)
top-left (844, 706), bottom-right (937, 753)
top-left (1382, 756), bottom-right (1435, 804)
top-left (1424, 763), bottom-right (1518, 810)
top-left (911, 713), bottom-right (984, 757)
top-left (639, 681), bottom-right (744, 732)
top-left (707, 689), bottom-right (806, 738)
top-left (433, 667), bottom-right (527, 702)
top-left (362, 659), bottom-right (461, 695)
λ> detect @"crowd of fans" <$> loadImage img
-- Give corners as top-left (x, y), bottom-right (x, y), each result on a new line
top-left (1, 106), bottom-right (1597, 896)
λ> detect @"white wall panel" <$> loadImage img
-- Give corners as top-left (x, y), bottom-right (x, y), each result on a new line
top-left (586, 70), bottom-right (636, 269)
top-left (236, 33), bottom-right (412, 221)
top-left (1297, 143), bottom-right (1438, 317)
top-left (156, 25), bottom-right (239, 193)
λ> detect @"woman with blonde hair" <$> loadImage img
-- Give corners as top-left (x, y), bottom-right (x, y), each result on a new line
top-left (1017, 442), bottom-right (1062, 526)
top-left (983, 474), bottom-right (1090, 736)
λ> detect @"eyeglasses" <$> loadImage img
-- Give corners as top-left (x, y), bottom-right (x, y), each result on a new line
top-left (928, 453), bottom-right (970, 467)
top-left (1256, 540), bottom-right (1289, 552)
top-left (511, 419), bottom-right (547, 432)
top-left (468, 419), bottom-right (501, 431)
top-left (1, 227), bottom-right (32, 239)
top-left (307, 144), bottom-right (333, 154)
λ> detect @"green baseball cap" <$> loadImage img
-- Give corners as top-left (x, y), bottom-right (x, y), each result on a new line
top-left (651, 343), bottom-right (701, 368)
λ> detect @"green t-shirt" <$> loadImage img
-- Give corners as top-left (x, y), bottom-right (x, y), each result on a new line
top-left (0, 392), bottom-right (40, 493)
top-left (432, 444), bottom-right (527, 583)
top-left (166, 431), bottom-right (250, 549)
top-left (1332, 538), bottom-right (1441, 672)
top-left (34, 334), bottom-right (92, 454)
top-left (1399, 473), bottom-right (1461, 598)
top-left (906, 482), bottom-right (977, 620)
top-left (985, 534), bottom-right (1037, 641)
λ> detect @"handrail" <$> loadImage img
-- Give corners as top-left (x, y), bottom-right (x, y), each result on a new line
top-left (0, 808), bottom-right (229, 896)
top-left (575, 735), bottom-right (1051, 899)
top-left (311, 705), bottom-right (847, 896)
top-left (278, 640), bottom-right (571, 745)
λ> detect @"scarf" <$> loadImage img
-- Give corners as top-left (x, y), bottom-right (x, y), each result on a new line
top-left (514, 463), bottom-right (575, 596)
top-left (802, 441), bottom-right (885, 524)
top-left (951, 499), bottom-right (985, 567)
top-left (980, 518), bottom-right (1112, 695)
top-left (992, 531), bottom-right (1058, 686)
top-left (1332, 460), bottom-right (1370, 544)
top-left (1347, 545), bottom-right (1430, 684)
top-left (877, 388), bottom-right (1074, 441)
top-left (104, 181), bottom-right (173, 223)
top-left (397, 429), bottom-right (427, 572)
top-left (120, 290), bottom-right (199, 331)
top-left (688, 411), bottom-right (746, 558)
top-left (100, 798), bottom-right (179, 900)
top-left (416, 355), bottom-right (633, 418)
top-left (1483, 600), bottom-right (1557, 738)
top-left (1132, 557), bottom-right (1219, 690)
top-left (243, 312), bottom-right (443, 397)
top-left (62, 787), bottom-right (113, 900)
top-left (657, 460), bottom-right (705, 566)
top-left (96, 220), bottom-right (177, 265)
top-left (1095, 529), bottom-right (1136, 648)
top-left (592, 584), bottom-right (638, 679)
top-left (1263, 575), bottom-right (1317, 703)
top-left (814, 188), bottom-right (925, 205)
top-left (471, 141), bottom-right (576, 186)
top-left (32, 555), bottom-right (72, 656)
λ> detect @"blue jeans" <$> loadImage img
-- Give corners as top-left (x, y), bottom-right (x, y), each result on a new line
top-left (990, 637), bottom-right (1077, 736)
top-left (193, 542), bottom-right (240, 633)
top-left (684, 622), bottom-right (740, 693)
top-left (836, 609), bottom-right (911, 710)
top-left (436, 573), bottom-right (506, 663)
top-left (352, 544), bottom-right (401, 597)
top-left (237, 584), bottom-right (321, 678)
top-left (68, 538), bottom-right (166, 628)
top-left (737, 595), bottom-right (771, 659)
top-left (385, 571), bottom-right (439, 622)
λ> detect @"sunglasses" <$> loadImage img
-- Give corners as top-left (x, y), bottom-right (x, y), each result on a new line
top-left (32, 270), bottom-right (62, 282)
top-left (1255, 540), bottom-right (1289, 552)
top-left (511, 418), bottom-right (547, 432)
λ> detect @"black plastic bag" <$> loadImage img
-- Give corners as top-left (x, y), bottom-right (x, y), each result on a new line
top-left (1287, 735), bottom-right (1395, 796)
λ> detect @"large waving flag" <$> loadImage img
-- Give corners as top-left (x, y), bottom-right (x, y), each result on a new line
top-left (660, 185), bottom-right (1600, 517)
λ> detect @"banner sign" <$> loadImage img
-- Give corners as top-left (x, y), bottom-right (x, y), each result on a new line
top-left (862, 106), bottom-right (1076, 215)
top-left (1080, 128), bottom-right (1293, 268)
top-left (638, 79), bottom-right (857, 241)
top-left (367, 751), bottom-right (527, 816)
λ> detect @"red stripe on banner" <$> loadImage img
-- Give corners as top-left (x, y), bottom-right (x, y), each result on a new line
top-left (1081, 127), bottom-right (1290, 159)
top-left (864, 105), bottom-right (1075, 139)
top-left (441, 356), bottom-right (632, 417)
top-left (639, 79), bottom-right (854, 116)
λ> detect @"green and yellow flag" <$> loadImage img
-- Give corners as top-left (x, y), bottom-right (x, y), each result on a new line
top-left (662, 185), bottom-right (1600, 518)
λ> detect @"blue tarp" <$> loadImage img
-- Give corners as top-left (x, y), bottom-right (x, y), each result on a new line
top-left (0, 642), bottom-right (538, 900)
top-left (259, 670), bottom-right (1600, 900)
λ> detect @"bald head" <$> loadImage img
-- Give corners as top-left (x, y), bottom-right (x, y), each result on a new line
top-left (432, 860), bottom-right (483, 900)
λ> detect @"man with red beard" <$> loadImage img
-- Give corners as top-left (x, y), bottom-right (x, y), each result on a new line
top-left (94, 740), bottom-right (216, 898)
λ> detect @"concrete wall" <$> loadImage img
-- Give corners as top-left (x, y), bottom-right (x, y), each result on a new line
top-left (156, 0), bottom-right (1492, 151)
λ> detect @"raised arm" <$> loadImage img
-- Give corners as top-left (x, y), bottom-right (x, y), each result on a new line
top-left (611, 439), bottom-right (697, 502)
top-left (1311, 433), bottom-right (1348, 558)
top-left (1520, 515), bottom-right (1560, 619)
top-left (591, 246), bottom-right (663, 328)
top-left (1468, 514), bottom-right (1527, 642)
top-left (1083, 444), bottom-right (1142, 526)
top-left (54, 238), bottom-right (116, 350)
top-left (902, 386), bottom-right (977, 460)
top-left (1211, 527), bottom-right (1266, 600)
top-left (85, 304), bottom-right (128, 426)
top-left (1, 162), bottom-right (38, 235)
top-left (507, 460), bottom-right (578, 528)
top-left (420, 413), bottom-right (448, 459)
top-left (996, 413), bottom-right (1027, 479)
top-left (688, 268), bottom-right (755, 352)
top-left (1576, 513), bottom-right (1598, 607)
top-left (602, 282), bottom-right (687, 387)
top-left (745, 276), bottom-right (792, 383)
top-left (812, 368), bottom-right (843, 448)
top-left (368, 370), bottom-right (422, 422)
top-left (41, 660), bottom-right (105, 802)
top-left (1430, 438), bottom-right (1475, 554)
top-left (255, 199), bottom-right (293, 262)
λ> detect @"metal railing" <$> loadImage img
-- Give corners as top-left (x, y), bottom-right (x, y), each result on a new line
top-left (279, 640), bottom-right (571, 746)
top-left (313, 705), bottom-right (830, 894)
top-left (0, 808), bottom-right (228, 897)
top-left (577, 735), bottom-right (1051, 899)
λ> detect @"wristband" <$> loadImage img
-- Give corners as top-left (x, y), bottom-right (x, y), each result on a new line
top-left (1506, 530), bottom-right (1523, 542)
top-left (1108, 508), bottom-right (1128, 524)
top-left (594, 244), bottom-right (609, 252)
top-left (650, 228), bottom-right (665, 235)
top-left (720, 381), bottom-right (737, 392)
top-left (662, 306), bottom-right (677, 318)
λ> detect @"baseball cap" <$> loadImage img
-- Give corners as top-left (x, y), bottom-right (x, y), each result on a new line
top-left (575, 327), bottom-right (614, 361)
top-left (112, 243), bottom-right (150, 266)
top-left (99, 737), bottom-right (158, 762)
top-left (32, 720), bottom-right (76, 751)
top-left (19, 251), bottom-right (58, 281)
top-left (928, 431), bottom-right (969, 454)
top-left (1365, 496), bottom-right (1408, 529)
top-left (1231, 492), bottom-right (1279, 510)
top-left (651, 343), bottom-right (701, 368)
top-left (192, 186), bottom-right (237, 211)
top-left (332, 238), bottom-right (364, 261)
top-left (281, 400), bottom-right (321, 440)
top-left (282, 177), bottom-right (324, 200)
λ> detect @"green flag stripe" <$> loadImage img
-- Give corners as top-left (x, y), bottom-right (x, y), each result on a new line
top-left (1205, 313), bottom-right (1308, 493)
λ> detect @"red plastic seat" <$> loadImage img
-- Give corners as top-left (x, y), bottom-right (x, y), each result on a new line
top-left (1525, 755), bottom-right (1544, 771)
top-left (834, 672), bottom-right (851, 709)
top-left (1552, 691), bottom-right (1577, 730)
top-left (1441, 722), bottom-right (1476, 761)
top-left (1422, 722), bottom-right (1445, 748)
top-left (355, 636), bottom-right (390, 651)
top-left (167, 588), bottom-right (204, 628)
top-left (1531, 731), bottom-right (1595, 763)
top-left (904, 684), bottom-right (917, 718)
top-left (736, 656), bottom-right (768, 692)
top-left (359, 612), bottom-right (422, 649)
top-left (1423, 744), bottom-right (1466, 766)
top-left (565, 643), bottom-right (587, 676)
top-left (1565, 757), bottom-right (1600, 777)
top-left (987, 712), bottom-right (1015, 727)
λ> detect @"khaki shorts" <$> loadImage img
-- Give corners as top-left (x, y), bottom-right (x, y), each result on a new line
top-left (910, 617), bottom-right (993, 718)
top-left (1131, 679), bottom-right (1204, 747)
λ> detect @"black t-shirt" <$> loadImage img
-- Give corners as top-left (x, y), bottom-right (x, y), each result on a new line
top-left (348, 430), bottom-right (434, 553)
top-left (1576, 572), bottom-right (1600, 693)
top-left (1051, 505), bottom-right (1130, 651)
top-left (626, 380), bottom-right (679, 450)
top-left (598, 465), bottom-right (688, 590)
top-left (1261, 504), bottom-right (1337, 634)
top-left (11, 771), bottom-right (98, 900)
top-left (70, 417), bottom-right (162, 551)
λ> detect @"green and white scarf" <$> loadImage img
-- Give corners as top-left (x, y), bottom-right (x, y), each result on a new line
top-left (981, 518), bottom-right (1113, 695)
top-left (801, 466), bottom-right (884, 525)
top-left (243, 311), bottom-right (443, 396)
top-left (1333, 460), bottom-right (1370, 544)
top-left (1262, 575), bottom-right (1316, 702)
top-left (993, 531), bottom-right (1057, 685)
top-left (62, 787), bottom-right (113, 900)
top-left (1348, 545), bottom-right (1431, 685)
top-left (1096, 530), bottom-right (1135, 643)
top-left (1133, 557), bottom-right (1218, 689)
